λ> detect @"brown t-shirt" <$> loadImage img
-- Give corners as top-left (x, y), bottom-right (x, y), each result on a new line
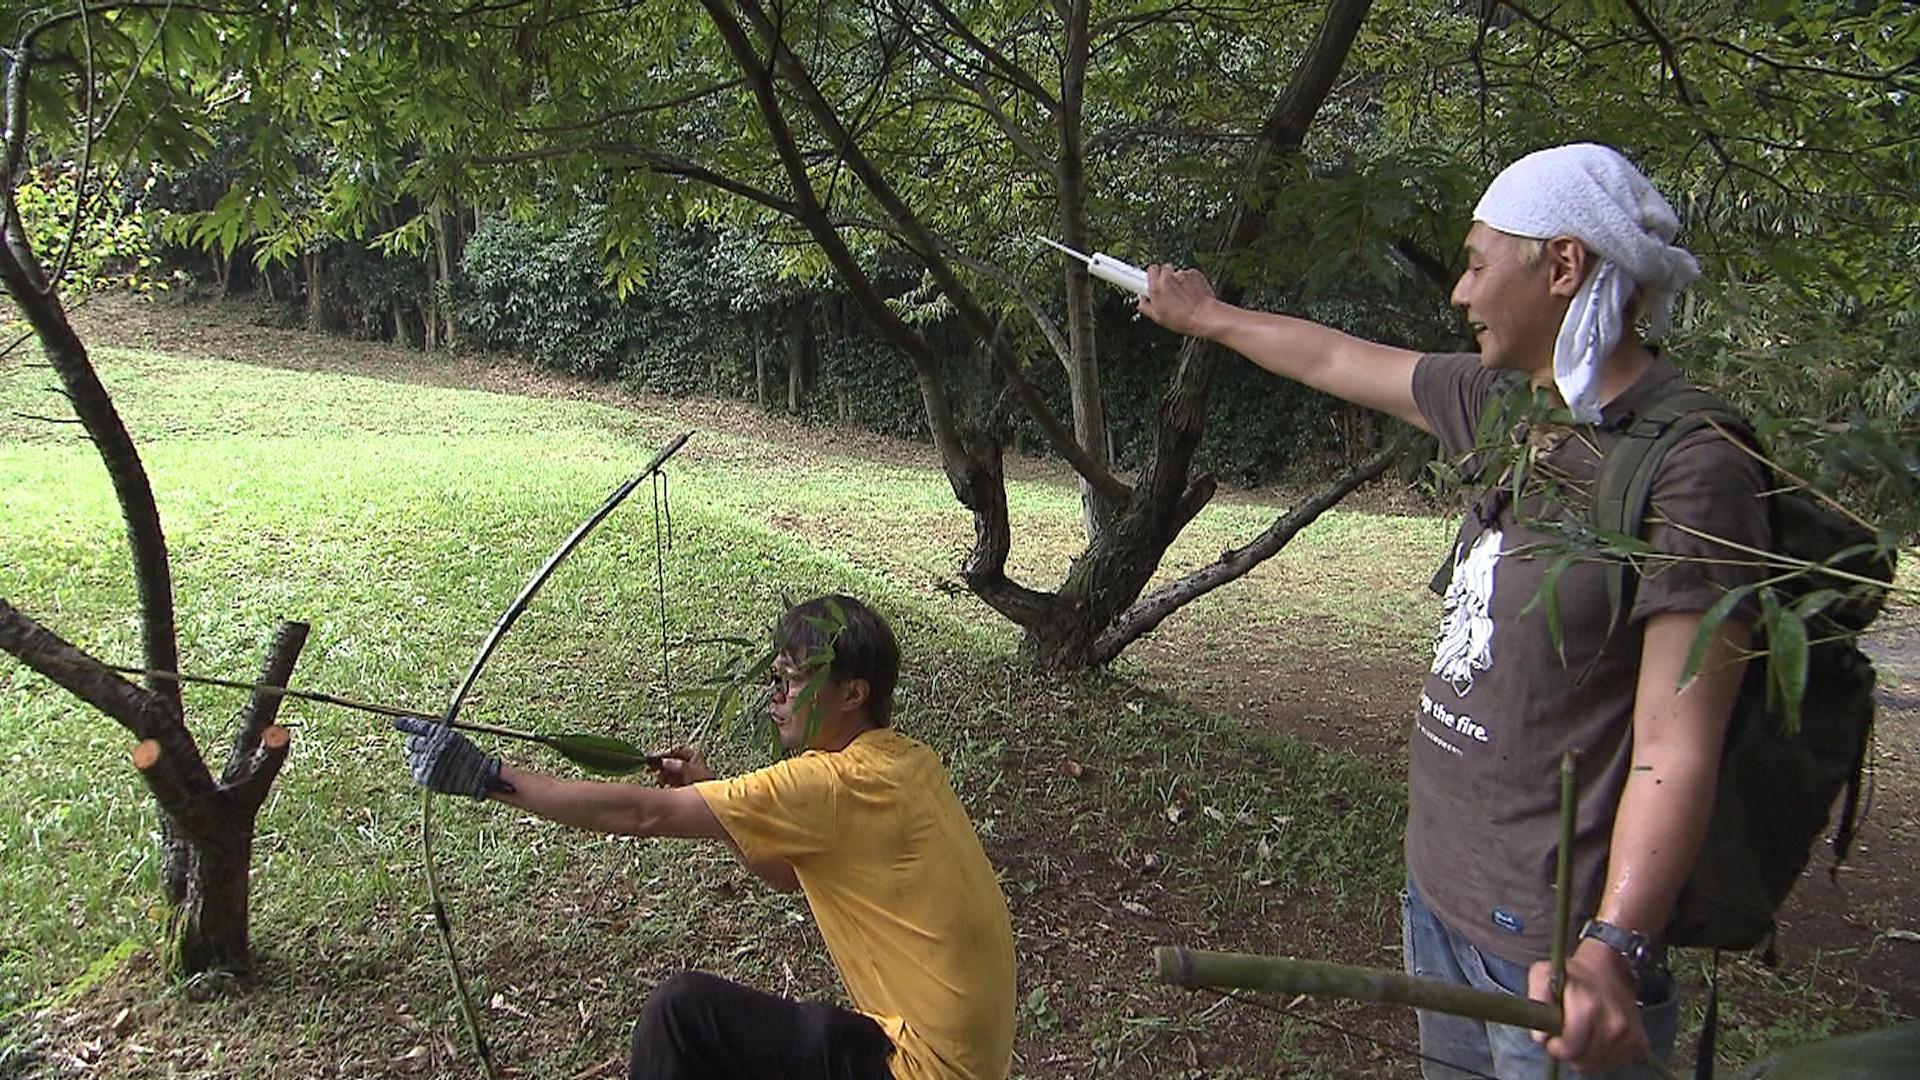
top-left (1406, 352), bottom-right (1770, 964)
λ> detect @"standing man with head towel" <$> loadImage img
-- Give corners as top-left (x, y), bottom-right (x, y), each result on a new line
top-left (1141, 144), bottom-right (1769, 1079)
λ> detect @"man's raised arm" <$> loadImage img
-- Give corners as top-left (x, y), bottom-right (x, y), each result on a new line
top-left (1138, 264), bottom-right (1428, 431)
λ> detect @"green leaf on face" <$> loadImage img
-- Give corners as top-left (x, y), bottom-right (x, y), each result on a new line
top-left (701, 645), bottom-right (775, 737)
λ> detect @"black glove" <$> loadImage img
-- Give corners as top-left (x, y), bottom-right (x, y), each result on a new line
top-left (393, 718), bottom-right (512, 799)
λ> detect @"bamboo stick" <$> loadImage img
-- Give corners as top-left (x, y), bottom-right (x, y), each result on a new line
top-left (1548, 750), bottom-right (1578, 1080)
top-left (1155, 947), bottom-right (1560, 1033)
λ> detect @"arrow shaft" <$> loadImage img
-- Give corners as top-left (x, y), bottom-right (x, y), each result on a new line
top-left (113, 665), bottom-right (662, 770)
top-left (116, 665), bottom-right (435, 721)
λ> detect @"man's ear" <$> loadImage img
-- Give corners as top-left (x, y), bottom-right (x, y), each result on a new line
top-left (1544, 236), bottom-right (1592, 299)
top-left (837, 677), bottom-right (871, 715)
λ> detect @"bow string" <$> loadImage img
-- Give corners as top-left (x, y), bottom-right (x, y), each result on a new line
top-left (423, 430), bottom-right (691, 1078)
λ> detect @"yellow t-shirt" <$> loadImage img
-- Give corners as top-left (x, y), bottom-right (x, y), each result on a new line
top-left (697, 727), bottom-right (1016, 1080)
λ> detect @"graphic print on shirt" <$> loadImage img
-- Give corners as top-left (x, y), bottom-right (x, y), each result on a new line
top-left (1430, 528), bottom-right (1501, 696)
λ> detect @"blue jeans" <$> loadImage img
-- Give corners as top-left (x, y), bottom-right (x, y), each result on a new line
top-left (1402, 881), bottom-right (1678, 1080)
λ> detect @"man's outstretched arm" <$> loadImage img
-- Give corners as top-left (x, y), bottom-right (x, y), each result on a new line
top-left (396, 718), bottom-right (727, 840)
top-left (496, 763), bottom-right (728, 841)
top-left (1138, 264), bottom-right (1429, 430)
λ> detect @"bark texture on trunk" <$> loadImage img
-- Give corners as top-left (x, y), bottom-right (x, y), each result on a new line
top-left (4, 37), bottom-right (305, 982)
top-left (138, 720), bottom-right (292, 974)
top-left (4, 605), bottom-right (305, 976)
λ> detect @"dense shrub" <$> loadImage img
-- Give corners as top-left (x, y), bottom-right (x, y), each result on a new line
top-left (326, 240), bottom-right (432, 343)
top-left (13, 161), bottom-right (165, 298)
top-left (455, 210), bottom-right (823, 395)
top-left (455, 209), bottom-right (647, 379)
top-left (394, 201), bottom-right (1368, 486)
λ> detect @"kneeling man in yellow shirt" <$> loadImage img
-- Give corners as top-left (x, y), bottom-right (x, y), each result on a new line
top-left (397, 594), bottom-right (1017, 1080)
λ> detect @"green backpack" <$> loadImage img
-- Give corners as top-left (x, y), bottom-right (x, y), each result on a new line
top-left (1593, 388), bottom-right (1895, 954)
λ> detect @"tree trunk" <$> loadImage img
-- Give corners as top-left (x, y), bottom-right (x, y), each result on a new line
top-left (1051, 0), bottom-right (1379, 668)
top-left (194, 616), bottom-right (304, 974)
top-left (785, 303), bottom-right (809, 412)
top-left (2, 62), bottom-right (300, 974)
top-left (1055, 0), bottom-right (1115, 541)
top-left (711, 0), bottom-right (1387, 673)
top-left (303, 251), bottom-right (323, 331)
top-left (754, 336), bottom-right (767, 409)
top-left (987, 0), bottom-right (1382, 670)
top-left (431, 207), bottom-right (456, 350)
top-left (159, 813), bottom-right (193, 905)
top-left (425, 265), bottom-right (439, 351)
top-left (139, 728), bottom-right (288, 974)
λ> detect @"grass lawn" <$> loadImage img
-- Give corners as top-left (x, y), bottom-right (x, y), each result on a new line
top-left (0, 297), bottom-right (1911, 1079)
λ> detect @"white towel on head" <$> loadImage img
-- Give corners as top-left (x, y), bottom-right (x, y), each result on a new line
top-left (1553, 261), bottom-right (1635, 424)
top-left (1473, 143), bottom-right (1700, 422)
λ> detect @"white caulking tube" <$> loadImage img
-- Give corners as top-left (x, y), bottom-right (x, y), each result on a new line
top-left (1038, 236), bottom-right (1150, 297)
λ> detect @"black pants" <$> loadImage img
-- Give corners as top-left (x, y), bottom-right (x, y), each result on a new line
top-left (629, 971), bottom-right (896, 1080)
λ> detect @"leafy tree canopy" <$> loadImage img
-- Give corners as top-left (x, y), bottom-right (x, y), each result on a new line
top-left (11, 0), bottom-right (1916, 667)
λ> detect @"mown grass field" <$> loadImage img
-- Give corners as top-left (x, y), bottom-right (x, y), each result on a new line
top-left (1, 303), bottom-right (1911, 1079)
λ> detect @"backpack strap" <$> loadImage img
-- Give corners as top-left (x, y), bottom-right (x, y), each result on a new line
top-left (1593, 387), bottom-right (1756, 642)
top-left (1694, 950), bottom-right (1723, 1080)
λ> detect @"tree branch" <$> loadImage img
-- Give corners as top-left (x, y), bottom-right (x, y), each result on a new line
top-left (222, 620), bottom-right (308, 787)
top-left (728, 0), bottom-right (1131, 505)
top-left (469, 141), bottom-right (800, 217)
top-left (1093, 435), bottom-right (1410, 663)
top-left (2, 32), bottom-right (183, 701)
top-left (0, 598), bottom-right (206, 760)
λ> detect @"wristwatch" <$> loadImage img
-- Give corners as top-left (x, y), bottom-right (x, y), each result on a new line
top-left (1578, 919), bottom-right (1655, 987)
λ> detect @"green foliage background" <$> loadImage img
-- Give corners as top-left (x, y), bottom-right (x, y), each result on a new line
top-left (8, 1), bottom-right (1918, 528)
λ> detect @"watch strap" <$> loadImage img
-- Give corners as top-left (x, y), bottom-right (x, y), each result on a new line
top-left (1579, 918), bottom-right (1651, 983)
